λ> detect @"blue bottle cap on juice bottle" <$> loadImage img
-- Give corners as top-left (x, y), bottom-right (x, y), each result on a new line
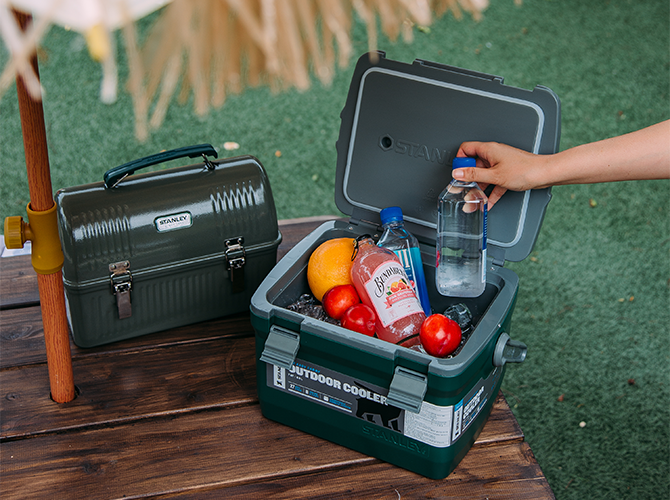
top-left (452, 157), bottom-right (476, 169)
top-left (380, 206), bottom-right (404, 224)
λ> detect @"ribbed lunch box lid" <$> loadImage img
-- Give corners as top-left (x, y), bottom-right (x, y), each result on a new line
top-left (56, 155), bottom-right (280, 287)
top-left (334, 53), bottom-right (561, 265)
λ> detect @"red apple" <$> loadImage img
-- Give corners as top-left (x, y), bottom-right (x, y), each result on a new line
top-left (341, 304), bottom-right (376, 337)
top-left (419, 314), bottom-right (462, 357)
top-left (322, 285), bottom-right (361, 320)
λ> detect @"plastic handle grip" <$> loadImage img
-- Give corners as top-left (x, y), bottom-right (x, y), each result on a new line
top-left (103, 144), bottom-right (218, 189)
top-left (493, 333), bottom-right (528, 367)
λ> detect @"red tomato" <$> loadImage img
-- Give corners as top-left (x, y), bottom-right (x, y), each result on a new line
top-left (322, 285), bottom-right (360, 320)
top-left (341, 304), bottom-right (376, 337)
top-left (419, 314), bottom-right (462, 357)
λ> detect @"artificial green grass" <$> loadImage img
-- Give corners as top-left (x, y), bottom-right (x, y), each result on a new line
top-left (1, 1), bottom-right (669, 498)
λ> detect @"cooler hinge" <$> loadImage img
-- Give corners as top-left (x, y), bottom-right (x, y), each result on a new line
top-left (109, 260), bottom-right (132, 319)
top-left (225, 237), bottom-right (246, 293)
top-left (489, 246), bottom-right (505, 267)
top-left (347, 217), bottom-right (380, 236)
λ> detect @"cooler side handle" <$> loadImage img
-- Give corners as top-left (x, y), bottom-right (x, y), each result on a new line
top-left (103, 144), bottom-right (218, 189)
top-left (493, 333), bottom-right (528, 366)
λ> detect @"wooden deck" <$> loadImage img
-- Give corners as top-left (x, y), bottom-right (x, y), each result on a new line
top-left (0, 216), bottom-right (555, 499)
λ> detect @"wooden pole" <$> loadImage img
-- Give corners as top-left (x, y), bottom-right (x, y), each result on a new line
top-left (14, 10), bottom-right (75, 403)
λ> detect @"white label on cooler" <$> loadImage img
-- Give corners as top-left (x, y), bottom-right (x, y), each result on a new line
top-left (273, 365), bottom-right (286, 389)
top-left (363, 261), bottom-right (424, 327)
top-left (452, 401), bottom-right (463, 441)
top-left (404, 401), bottom-right (454, 448)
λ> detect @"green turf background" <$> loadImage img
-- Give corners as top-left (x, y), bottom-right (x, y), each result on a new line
top-left (1, 1), bottom-right (668, 498)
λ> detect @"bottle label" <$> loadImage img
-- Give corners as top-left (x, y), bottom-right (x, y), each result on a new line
top-left (394, 248), bottom-right (417, 291)
top-left (363, 261), bottom-right (424, 328)
top-left (482, 202), bottom-right (488, 284)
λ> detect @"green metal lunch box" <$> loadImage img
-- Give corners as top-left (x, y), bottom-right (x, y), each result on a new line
top-left (56, 145), bottom-right (281, 348)
top-left (250, 53), bottom-right (561, 479)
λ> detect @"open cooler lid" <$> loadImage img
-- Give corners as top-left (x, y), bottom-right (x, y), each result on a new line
top-left (334, 53), bottom-right (561, 264)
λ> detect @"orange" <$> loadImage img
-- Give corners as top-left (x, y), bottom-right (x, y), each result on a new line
top-left (307, 237), bottom-right (357, 302)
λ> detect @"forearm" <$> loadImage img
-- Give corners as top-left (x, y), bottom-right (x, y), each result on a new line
top-left (539, 120), bottom-right (670, 188)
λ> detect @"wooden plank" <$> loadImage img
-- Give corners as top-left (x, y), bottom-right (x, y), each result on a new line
top-left (0, 336), bottom-right (258, 439)
top-left (1, 323), bottom-right (522, 444)
top-left (0, 305), bottom-right (255, 370)
top-left (0, 254), bottom-right (39, 309)
top-left (0, 305), bottom-right (45, 368)
top-left (166, 444), bottom-right (554, 500)
top-left (0, 397), bottom-right (540, 500)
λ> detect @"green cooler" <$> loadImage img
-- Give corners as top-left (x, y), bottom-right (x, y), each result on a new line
top-left (250, 52), bottom-right (560, 479)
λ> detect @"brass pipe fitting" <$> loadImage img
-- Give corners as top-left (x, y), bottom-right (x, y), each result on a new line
top-left (4, 202), bottom-right (64, 275)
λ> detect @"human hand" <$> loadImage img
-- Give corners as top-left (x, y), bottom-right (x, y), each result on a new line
top-left (452, 142), bottom-right (547, 209)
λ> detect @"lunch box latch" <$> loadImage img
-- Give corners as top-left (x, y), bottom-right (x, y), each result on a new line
top-left (109, 260), bottom-right (132, 319)
top-left (260, 325), bottom-right (301, 369)
top-left (225, 237), bottom-right (246, 293)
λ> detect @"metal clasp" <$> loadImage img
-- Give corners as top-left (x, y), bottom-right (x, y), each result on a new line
top-left (225, 237), bottom-right (246, 293)
top-left (202, 153), bottom-right (216, 171)
top-left (109, 260), bottom-right (132, 319)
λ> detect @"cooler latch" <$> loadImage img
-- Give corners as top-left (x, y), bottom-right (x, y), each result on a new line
top-left (109, 260), bottom-right (132, 319)
top-left (260, 325), bottom-right (300, 369)
top-left (387, 366), bottom-right (428, 414)
top-left (225, 237), bottom-right (246, 293)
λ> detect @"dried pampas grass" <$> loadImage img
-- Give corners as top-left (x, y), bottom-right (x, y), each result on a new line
top-left (1, 0), bottom-right (492, 141)
top-left (134, 0), bottom-right (490, 140)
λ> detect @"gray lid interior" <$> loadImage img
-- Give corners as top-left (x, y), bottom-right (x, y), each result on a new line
top-left (334, 53), bottom-right (561, 263)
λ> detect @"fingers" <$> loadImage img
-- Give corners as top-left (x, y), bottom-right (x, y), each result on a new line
top-left (455, 141), bottom-right (508, 209)
top-left (457, 141), bottom-right (489, 160)
top-left (487, 185), bottom-right (508, 209)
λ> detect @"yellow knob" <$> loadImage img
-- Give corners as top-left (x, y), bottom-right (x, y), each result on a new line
top-left (85, 23), bottom-right (110, 62)
top-left (3, 216), bottom-right (28, 249)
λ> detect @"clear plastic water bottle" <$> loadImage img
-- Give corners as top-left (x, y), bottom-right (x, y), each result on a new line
top-left (436, 157), bottom-right (488, 297)
top-left (377, 206), bottom-right (431, 315)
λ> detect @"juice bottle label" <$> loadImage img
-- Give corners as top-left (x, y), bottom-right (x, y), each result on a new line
top-left (363, 260), bottom-right (424, 327)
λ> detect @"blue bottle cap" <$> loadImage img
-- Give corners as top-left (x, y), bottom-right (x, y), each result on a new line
top-left (452, 157), bottom-right (476, 169)
top-left (380, 206), bottom-right (403, 224)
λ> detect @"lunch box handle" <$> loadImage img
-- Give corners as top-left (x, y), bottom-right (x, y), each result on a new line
top-left (104, 144), bottom-right (219, 189)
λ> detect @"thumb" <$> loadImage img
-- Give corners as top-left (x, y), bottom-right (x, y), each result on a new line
top-left (452, 167), bottom-right (479, 182)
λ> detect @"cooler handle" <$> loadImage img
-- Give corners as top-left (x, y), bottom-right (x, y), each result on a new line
top-left (493, 333), bottom-right (527, 366)
top-left (104, 144), bottom-right (218, 189)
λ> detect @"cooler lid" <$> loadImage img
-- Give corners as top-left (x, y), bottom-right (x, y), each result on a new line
top-left (334, 53), bottom-right (561, 264)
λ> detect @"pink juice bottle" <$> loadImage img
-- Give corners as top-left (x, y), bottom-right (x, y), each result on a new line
top-left (350, 236), bottom-right (426, 347)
